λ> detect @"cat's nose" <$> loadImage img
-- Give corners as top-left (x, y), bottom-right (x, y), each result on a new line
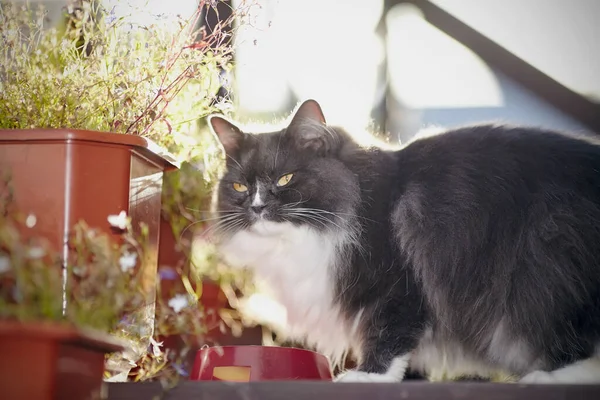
top-left (250, 204), bottom-right (266, 214)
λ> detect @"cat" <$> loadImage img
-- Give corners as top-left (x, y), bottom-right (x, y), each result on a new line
top-left (206, 99), bottom-right (600, 383)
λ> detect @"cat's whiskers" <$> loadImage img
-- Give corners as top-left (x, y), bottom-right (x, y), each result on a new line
top-left (182, 212), bottom-right (246, 240)
top-left (190, 213), bottom-right (245, 223)
top-left (214, 218), bottom-right (248, 238)
top-left (289, 207), bottom-right (346, 219)
top-left (184, 208), bottom-right (244, 214)
top-left (225, 154), bottom-right (245, 174)
top-left (291, 206), bottom-right (378, 224)
top-left (273, 131), bottom-right (284, 171)
top-left (204, 213), bottom-right (245, 229)
top-left (283, 209), bottom-right (346, 232)
top-left (284, 212), bottom-right (330, 230)
top-left (283, 207), bottom-right (356, 230)
top-left (282, 197), bottom-right (311, 209)
top-left (284, 207), bottom-right (367, 258)
top-left (284, 189), bottom-right (312, 208)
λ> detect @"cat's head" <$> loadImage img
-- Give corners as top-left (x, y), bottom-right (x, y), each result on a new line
top-left (208, 99), bottom-right (361, 239)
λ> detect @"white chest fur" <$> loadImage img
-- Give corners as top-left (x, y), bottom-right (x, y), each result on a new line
top-left (217, 221), bottom-right (361, 363)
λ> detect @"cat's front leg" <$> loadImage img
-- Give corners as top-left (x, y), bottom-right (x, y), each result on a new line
top-left (335, 315), bottom-right (422, 383)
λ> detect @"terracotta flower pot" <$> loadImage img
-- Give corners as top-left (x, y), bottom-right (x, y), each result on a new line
top-left (0, 128), bottom-right (176, 304)
top-left (0, 320), bottom-right (124, 400)
top-left (0, 129), bottom-right (177, 378)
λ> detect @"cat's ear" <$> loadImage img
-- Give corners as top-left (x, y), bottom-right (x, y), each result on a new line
top-left (208, 115), bottom-right (244, 156)
top-left (288, 99), bottom-right (339, 154)
top-left (290, 99), bottom-right (326, 126)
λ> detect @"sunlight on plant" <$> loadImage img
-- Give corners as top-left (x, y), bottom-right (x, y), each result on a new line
top-left (0, 0), bottom-right (244, 154)
top-left (0, 0), bottom-right (263, 386)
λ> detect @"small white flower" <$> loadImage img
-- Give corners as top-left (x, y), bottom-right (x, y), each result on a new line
top-left (168, 294), bottom-right (189, 313)
top-left (108, 210), bottom-right (129, 230)
top-left (0, 256), bottom-right (11, 273)
top-left (119, 251), bottom-right (137, 272)
top-left (104, 371), bottom-right (130, 382)
top-left (150, 337), bottom-right (163, 357)
top-left (25, 213), bottom-right (37, 228)
top-left (27, 247), bottom-right (46, 259)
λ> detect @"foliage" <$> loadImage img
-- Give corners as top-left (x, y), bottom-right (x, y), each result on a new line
top-left (0, 0), bottom-right (236, 153)
top-left (0, 172), bottom-right (230, 384)
top-left (0, 174), bottom-right (148, 333)
top-left (0, 0), bottom-right (260, 384)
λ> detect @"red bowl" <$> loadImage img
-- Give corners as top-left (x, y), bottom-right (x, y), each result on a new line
top-left (190, 345), bottom-right (333, 381)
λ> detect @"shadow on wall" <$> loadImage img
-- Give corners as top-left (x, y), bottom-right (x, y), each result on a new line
top-left (384, 2), bottom-right (593, 143)
top-left (388, 68), bottom-right (592, 144)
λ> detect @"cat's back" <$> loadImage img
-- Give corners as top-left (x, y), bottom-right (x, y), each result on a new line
top-left (393, 124), bottom-right (600, 209)
top-left (389, 123), bottom-right (600, 372)
top-left (398, 123), bottom-right (600, 182)
top-left (391, 122), bottom-right (600, 256)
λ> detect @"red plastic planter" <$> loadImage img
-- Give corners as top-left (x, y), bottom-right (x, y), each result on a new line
top-left (0, 128), bottom-right (176, 245)
top-left (190, 345), bottom-right (333, 381)
top-left (0, 321), bottom-right (123, 400)
top-left (0, 128), bottom-right (176, 301)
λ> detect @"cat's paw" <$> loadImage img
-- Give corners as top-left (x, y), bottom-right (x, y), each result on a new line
top-left (519, 370), bottom-right (556, 384)
top-left (335, 370), bottom-right (399, 383)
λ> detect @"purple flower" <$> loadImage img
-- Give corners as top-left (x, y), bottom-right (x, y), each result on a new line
top-left (159, 267), bottom-right (179, 281)
top-left (172, 362), bottom-right (189, 377)
top-left (105, 7), bottom-right (117, 24)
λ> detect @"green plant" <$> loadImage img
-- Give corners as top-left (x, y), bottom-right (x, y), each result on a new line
top-left (0, 172), bottom-right (154, 378)
top-left (0, 172), bottom-right (220, 385)
top-left (0, 174), bottom-right (145, 329)
top-left (0, 0), bottom-right (236, 153)
top-left (0, 0), bottom-right (259, 384)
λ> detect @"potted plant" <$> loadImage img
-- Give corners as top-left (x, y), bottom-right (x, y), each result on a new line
top-left (0, 0), bottom-right (257, 383)
top-left (0, 175), bottom-right (148, 399)
top-left (0, 0), bottom-right (229, 250)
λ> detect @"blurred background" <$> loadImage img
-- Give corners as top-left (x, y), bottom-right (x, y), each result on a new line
top-left (30, 0), bottom-right (600, 142)
top-left (230, 0), bottom-right (600, 142)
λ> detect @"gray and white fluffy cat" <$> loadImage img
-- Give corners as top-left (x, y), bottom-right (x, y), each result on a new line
top-left (207, 99), bottom-right (600, 383)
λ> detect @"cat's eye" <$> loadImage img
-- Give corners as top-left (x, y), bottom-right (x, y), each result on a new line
top-left (277, 173), bottom-right (294, 187)
top-left (232, 182), bottom-right (248, 192)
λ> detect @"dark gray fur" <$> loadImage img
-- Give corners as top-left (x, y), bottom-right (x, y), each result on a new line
top-left (211, 102), bottom-right (600, 379)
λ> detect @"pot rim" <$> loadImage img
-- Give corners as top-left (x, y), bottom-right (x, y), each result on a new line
top-left (0, 128), bottom-right (179, 170)
top-left (0, 319), bottom-right (126, 353)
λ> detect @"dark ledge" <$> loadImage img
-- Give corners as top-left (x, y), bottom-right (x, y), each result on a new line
top-left (107, 381), bottom-right (600, 400)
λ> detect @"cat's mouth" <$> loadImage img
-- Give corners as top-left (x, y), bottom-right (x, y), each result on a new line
top-left (248, 206), bottom-right (286, 224)
top-left (248, 208), bottom-right (268, 224)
